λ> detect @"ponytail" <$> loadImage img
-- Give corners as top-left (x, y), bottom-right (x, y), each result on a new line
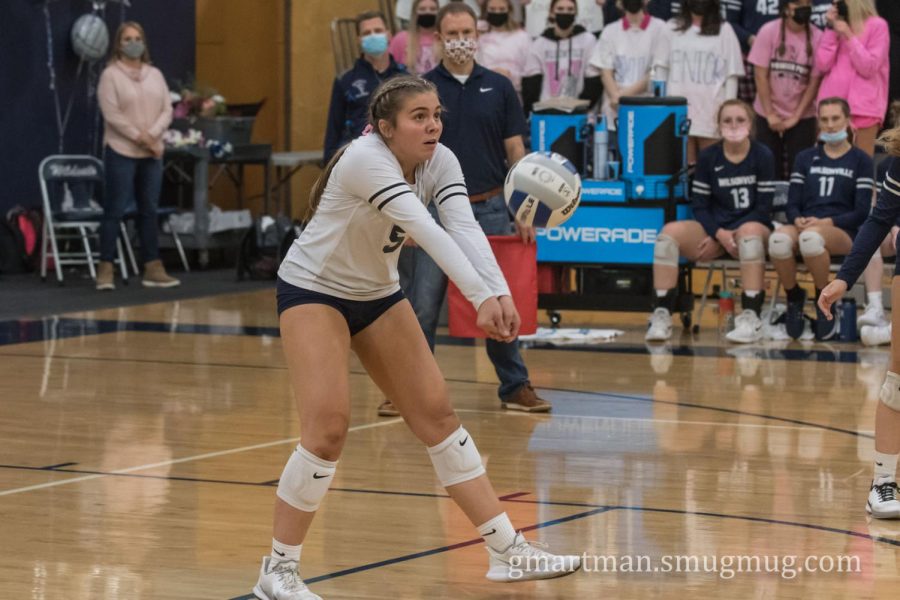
top-left (307, 75), bottom-right (438, 218)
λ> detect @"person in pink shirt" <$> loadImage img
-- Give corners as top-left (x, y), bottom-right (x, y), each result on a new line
top-left (749, 0), bottom-right (822, 180)
top-left (96, 21), bottom-right (178, 291)
top-left (815, 0), bottom-right (889, 157)
top-left (389, 0), bottom-right (439, 75)
top-left (476, 0), bottom-right (531, 101)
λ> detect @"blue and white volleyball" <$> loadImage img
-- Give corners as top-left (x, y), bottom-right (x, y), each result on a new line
top-left (504, 152), bottom-right (581, 228)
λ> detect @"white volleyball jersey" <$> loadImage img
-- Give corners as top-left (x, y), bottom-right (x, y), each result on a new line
top-left (278, 134), bottom-right (510, 309)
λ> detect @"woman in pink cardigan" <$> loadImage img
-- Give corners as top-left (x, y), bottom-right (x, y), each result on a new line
top-left (815, 0), bottom-right (889, 156)
top-left (96, 21), bottom-right (178, 291)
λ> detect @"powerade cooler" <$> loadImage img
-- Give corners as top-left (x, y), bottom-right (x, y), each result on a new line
top-left (617, 97), bottom-right (689, 200)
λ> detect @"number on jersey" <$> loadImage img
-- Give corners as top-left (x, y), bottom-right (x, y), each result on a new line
top-left (382, 225), bottom-right (406, 253)
top-left (756, 0), bottom-right (779, 14)
top-left (819, 176), bottom-right (835, 197)
top-left (730, 187), bottom-right (751, 209)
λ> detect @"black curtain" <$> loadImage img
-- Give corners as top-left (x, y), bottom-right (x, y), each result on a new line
top-left (0, 0), bottom-right (195, 215)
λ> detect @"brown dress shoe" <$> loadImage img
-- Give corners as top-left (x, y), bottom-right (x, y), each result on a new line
top-left (377, 400), bottom-right (400, 417)
top-left (502, 384), bottom-right (552, 413)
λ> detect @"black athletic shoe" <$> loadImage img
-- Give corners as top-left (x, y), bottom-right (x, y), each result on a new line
top-left (815, 303), bottom-right (840, 341)
top-left (785, 288), bottom-right (807, 339)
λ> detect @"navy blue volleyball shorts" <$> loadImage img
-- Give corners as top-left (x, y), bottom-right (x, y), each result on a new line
top-left (276, 278), bottom-right (406, 336)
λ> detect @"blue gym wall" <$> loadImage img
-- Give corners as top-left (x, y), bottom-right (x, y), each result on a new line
top-left (0, 0), bottom-right (195, 216)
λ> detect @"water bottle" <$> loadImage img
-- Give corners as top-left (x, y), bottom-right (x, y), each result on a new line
top-left (593, 115), bottom-right (608, 181)
top-left (718, 291), bottom-right (735, 336)
top-left (839, 298), bottom-right (857, 342)
top-left (651, 80), bottom-right (666, 97)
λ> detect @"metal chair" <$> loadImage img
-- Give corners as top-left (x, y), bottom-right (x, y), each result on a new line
top-left (38, 155), bottom-right (130, 284)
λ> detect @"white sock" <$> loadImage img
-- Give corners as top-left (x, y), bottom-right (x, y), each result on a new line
top-left (478, 512), bottom-right (518, 553)
top-left (272, 538), bottom-right (301, 562)
top-left (744, 290), bottom-right (760, 297)
top-left (655, 289), bottom-right (668, 297)
top-left (874, 451), bottom-right (898, 484)
top-left (868, 292), bottom-right (884, 310)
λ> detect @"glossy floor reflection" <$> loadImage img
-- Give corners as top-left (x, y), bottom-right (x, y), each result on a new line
top-left (0, 289), bottom-right (898, 599)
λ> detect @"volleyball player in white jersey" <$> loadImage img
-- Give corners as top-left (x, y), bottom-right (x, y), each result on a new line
top-left (251, 76), bottom-right (581, 600)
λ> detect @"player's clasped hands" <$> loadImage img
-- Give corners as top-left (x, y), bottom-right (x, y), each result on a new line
top-left (817, 279), bottom-right (848, 321)
top-left (477, 296), bottom-right (520, 343)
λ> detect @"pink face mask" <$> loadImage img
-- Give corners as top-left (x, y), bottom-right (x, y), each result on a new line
top-left (721, 126), bottom-right (750, 143)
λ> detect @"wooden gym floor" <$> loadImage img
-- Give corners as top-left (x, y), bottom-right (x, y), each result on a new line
top-left (1, 287), bottom-right (898, 599)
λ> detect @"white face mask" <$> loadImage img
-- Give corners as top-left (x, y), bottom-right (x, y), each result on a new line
top-left (721, 125), bottom-right (750, 143)
top-left (442, 38), bottom-right (477, 65)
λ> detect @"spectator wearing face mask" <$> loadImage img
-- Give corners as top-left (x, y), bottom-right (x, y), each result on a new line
top-left (323, 11), bottom-right (407, 163)
top-left (815, 0), bottom-right (889, 157)
top-left (521, 0), bottom-right (603, 116)
top-left (748, 0), bottom-right (822, 180)
top-left (521, 0), bottom-right (606, 39)
top-left (477, 0), bottom-right (532, 99)
top-left (589, 0), bottom-right (668, 130)
top-left (657, 0), bottom-right (745, 163)
top-left (390, 0), bottom-right (441, 74)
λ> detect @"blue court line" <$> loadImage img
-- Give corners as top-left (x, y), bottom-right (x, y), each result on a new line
top-left (532, 387), bottom-right (875, 440)
top-left (0, 316), bottom-right (875, 364)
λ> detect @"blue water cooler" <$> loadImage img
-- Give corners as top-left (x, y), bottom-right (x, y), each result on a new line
top-left (617, 97), bottom-right (689, 200)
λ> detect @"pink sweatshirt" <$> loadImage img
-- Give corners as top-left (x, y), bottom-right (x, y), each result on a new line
top-left (98, 61), bottom-right (173, 158)
top-left (815, 16), bottom-right (890, 122)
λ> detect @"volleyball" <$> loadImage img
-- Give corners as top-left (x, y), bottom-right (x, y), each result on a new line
top-left (503, 152), bottom-right (581, 228)
top-left (71, 14), bottom-right (109, 62)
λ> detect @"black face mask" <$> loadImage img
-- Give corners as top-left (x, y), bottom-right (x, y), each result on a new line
top-left (622, 0), bottom-right (644, 14)
top-left (835, 0), bottom-right (849, 19)
top-left (791, 5), bottom-right (812, 24)
top-left (486, 12), bottom-right (510, 27)
top-left (417, 13), bottom-right (437, 28)
top-left (554, 13), bottom-right (576, 29)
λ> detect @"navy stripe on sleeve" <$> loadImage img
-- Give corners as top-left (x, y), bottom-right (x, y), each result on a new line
top-left (368, 182), bottom-right (409, 205)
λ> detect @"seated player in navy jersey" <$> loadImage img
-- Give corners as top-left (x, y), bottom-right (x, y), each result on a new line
top-left (767, 97), bottom-right (874, 340)
top-left (647, 99), bottom-right (775, 343)
top-left (818, 125), bottom-right (900, 519)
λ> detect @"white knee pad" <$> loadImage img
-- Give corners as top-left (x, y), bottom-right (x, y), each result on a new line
top-left (653, 234), bottom-right (679, 267)
top-left (880, 372), bottom-right (900, 411)
top-left (276, 444), bottom-right (337, 512)
top-left (768, 232), bottom-right (794, 260)
top-left (798, 230), bottom-right (826, 257)
top-left (427, 426), bottom-right (485, 487)
top-left (738, 235), bottom-right (764, 264)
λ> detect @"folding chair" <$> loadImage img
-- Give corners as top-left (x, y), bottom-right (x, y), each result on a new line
top-left (38, 155), bottom-right (130, 285)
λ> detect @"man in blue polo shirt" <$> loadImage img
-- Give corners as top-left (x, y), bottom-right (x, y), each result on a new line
top-left (378, 1), bottom-right (552, 416)
top-left (323, 11), bottom-right (406, 163)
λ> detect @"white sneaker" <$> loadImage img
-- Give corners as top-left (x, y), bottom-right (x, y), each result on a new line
top-left (645, 308), bottom-right (672, 342)
top-left (725, 310), bottom-right (763, 343)
top-left (861, 324), bottom-right (892, 347)
top-left (253, 557), bottom-right (322, 600)
top-left (867, 480), bottom-right (900, 519)
top-left (858, 303), bottom-right (889, 328)
top-left (485, 532), bottom-right (581, 582)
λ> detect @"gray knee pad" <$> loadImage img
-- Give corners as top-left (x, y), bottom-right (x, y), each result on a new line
top-left (276, 444), bottom-right (337, 512)
top-left (798, 230), bottom-right (826, 257)
top-left (738, 235), bottom-right (764, 264)
top-left (768, 231), bottom-right (794, 260)
top-left (880, 372), bottom-right (900, 411)
top-left (653, 234), bottom-right (679, 267)
top-left (427, 426), bottom-right (485, 487)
